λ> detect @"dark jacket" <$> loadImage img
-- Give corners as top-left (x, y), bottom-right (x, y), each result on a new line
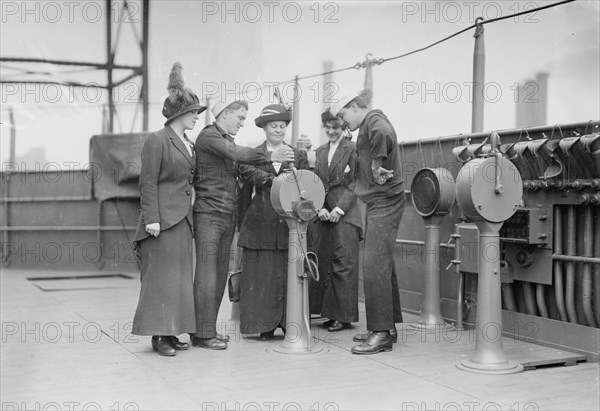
top-left (134, 126), bottom-right (195, 242)
top-left (193, 122), bottom-right (275, 215)
top-left (314, 138), bottom-right (362, 230)
top-left (237, 142), bottom-right (309, 250)
top-left (355, 109), bottom-right (404, 203)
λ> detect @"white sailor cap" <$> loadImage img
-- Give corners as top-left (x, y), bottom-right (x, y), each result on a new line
top-left (329, 92), bottom-right (359, 117)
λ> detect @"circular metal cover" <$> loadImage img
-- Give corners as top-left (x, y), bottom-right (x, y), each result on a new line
top-left (411, 168), bottom-right (456, 217)
top-left (456, 156), bottom-right (523, 222)
top-left (271, 169), bottom-right (325, 217)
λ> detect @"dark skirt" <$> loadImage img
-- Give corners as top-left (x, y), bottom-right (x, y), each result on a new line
top-left (132, 219), bottom-right (196, 336)
top-left (239, 248), bottom-right (287, 334)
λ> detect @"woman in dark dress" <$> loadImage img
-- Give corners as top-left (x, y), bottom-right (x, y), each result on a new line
top-left (237, 104), bottom-right (309, 340)
top-left (132, 62), bottom-right (205, 356)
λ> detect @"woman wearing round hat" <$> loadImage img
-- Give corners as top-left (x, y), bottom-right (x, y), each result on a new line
top-left (237, 104), bottom-right (309, 341)
top-left (131, 62), bottom-right (205, 356)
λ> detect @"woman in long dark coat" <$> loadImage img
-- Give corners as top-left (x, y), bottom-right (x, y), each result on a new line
top-left (237, 104), bottom-right (309, 340)
top-left (132, 62), bottom-right (205, 356)
top-left (310, 109), bottom-right (362, 332)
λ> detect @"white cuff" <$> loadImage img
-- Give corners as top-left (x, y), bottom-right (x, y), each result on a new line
top-left (332, 207), bottom-right (345, 215)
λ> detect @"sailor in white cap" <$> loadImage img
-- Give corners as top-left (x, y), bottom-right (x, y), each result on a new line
top-left (331, 90), bottom-right (406, 355)
top-left (191, 96), bottom-right (294, 350)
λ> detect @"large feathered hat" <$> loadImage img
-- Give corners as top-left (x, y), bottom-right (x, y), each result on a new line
top-left (162, 62), bottom-right (206, 125)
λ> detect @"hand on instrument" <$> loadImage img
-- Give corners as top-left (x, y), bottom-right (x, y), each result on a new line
top-left (272, 145), bottom-right (295, 163)
top-left (145, 223), bottom-right (160, 238)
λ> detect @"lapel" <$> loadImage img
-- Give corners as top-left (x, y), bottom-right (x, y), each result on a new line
top-left (316, 145), bottom-right (330, 183)
top-left (183, 133), bottom-right (196, 164)
top-left (328, 138), bottom-right (348, 175)
top-left (165, 126), bottom-right (194, 167)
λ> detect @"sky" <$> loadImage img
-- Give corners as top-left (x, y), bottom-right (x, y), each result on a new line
top-left (1, 0), bottom-right (599, 169)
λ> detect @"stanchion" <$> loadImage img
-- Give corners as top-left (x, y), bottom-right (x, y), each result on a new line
top-left (410, 168), bottom-right (455, 330)
top-left (271, 168), bottom-right (325, 355)
top-left (455, 132), bottom-right (524, 374)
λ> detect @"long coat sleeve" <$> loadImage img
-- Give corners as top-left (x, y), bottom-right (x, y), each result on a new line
top-left (193, 123), bottom-right (275, 215)
top-left (134, 126), bottom-right (196, 242)
top-left (314, 138), bottom-right (362, 230)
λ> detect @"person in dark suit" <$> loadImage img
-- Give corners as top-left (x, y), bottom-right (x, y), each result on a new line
top-left (330, 90), bottom-right (405, 355)
top-left (132, 62), bottom-right (205, 356)
top-left (191, 100), bottom-right (295, 350)
top-left (310, 109), bottom-right (362, 332)
top-left (237, 104), bottom-right (310, 341)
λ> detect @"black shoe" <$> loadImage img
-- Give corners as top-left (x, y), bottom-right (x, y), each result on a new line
top-left (322, 319), bottom-right (335, 328)
top-left (328, 321), bottom-right (351, 332)
top-left (353, 328), bottom-right (398, 343)
top-left (260, 330), bottom-right (275, 341)
top-left (190, 336), bottom-right (228, 350)
top-left (151, 336), bottom-right (176, 356)
top-left (167, 336), bottom-right (189, 350)
top-left (351, 331), bottom-right (393, 355)
top-left (189, 332), bottom-right (230, 342)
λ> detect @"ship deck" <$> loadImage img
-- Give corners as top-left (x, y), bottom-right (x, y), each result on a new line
top-left (1, 268), bottom-right (598, 411)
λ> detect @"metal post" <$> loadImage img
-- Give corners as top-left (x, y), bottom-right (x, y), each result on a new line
top-left (8, 106), bottom-right (15, 164)
top-left (583, 206), bottom-right (597, 327)
top-left (454, 225), bottom-right (464, 330)
top-left (321, 60), bottom-right (333, 146)
top-left (364, 54), bottom-right (373, 111)
top-left (461, 18), bottom-right (486, 330)
top-left (594, 208), bottom-right (600, 326)
top-left (291, 76), bottom-right (300, 147)
top-left (457, 220), bottom-right (523, 374)
top-left (472, 17), bottom-right (485, 133)
top-left (274, 220), bottom-right (322, 354)
top-left (1, 107), bottom-right (15, 266)
top-left (106, 0), bottom-right (114, 133)
top-left (270, 169), bottom-right (325, 355)
top-left (415, 215), bottom-right (445, 328)
top-left (566, 205), bottom-right (578, 324)
top-left (554, 205), bottom-right (568, 321)
top-left (141, 0), bottom-right (149, 131)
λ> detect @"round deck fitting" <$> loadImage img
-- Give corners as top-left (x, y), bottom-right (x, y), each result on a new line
top-left (411, 167), bottom-right (456, 217)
